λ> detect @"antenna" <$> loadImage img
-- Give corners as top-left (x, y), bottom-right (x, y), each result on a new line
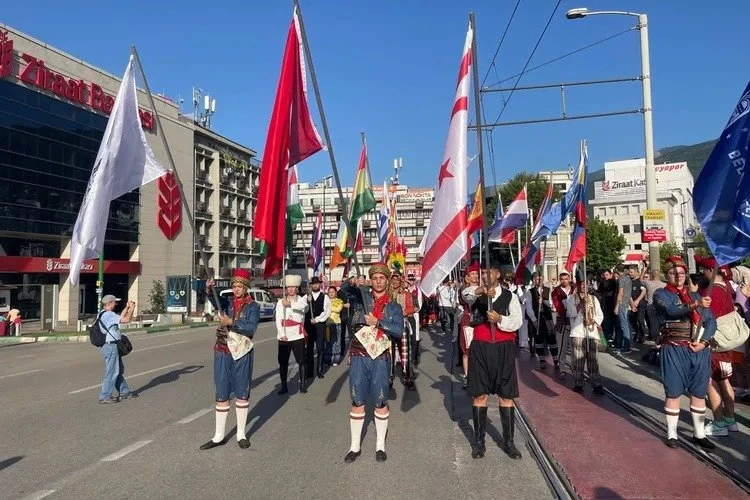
top-left (392, 157), bottom-right (403, 186)
top-left (191, 87), bottom-right (217, 129)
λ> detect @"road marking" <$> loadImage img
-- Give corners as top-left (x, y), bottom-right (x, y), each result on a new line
top-left (14, 354), bottom-right (34, 359)
top-left (178, 407), bottom-right (213, 424)
top-left (68, 362), bottom-right (183, 394)
top-left (101, 440), bottom-right (152, 462)
top-left (21, 490), bottom-right (56, 500)
top-left (0, 368), bottom-right (44, 379)
top-left (136, 340), bottom-right (189, 352)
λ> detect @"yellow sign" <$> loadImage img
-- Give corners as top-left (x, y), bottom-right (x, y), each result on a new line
top-left (643, 209), bottom-right (665, 220)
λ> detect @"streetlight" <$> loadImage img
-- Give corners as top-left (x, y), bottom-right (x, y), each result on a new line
top-left (566, 7), bottom-right (659, 271)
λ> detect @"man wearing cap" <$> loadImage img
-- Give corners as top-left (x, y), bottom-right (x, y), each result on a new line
top-left (459, 261), bottom-right (482, 387)
top-left (405, 273), bottom-right (423, 365)
top-left (275, 274), bottom-right (309, 395)
top-left (389, 270), bottom-right (416, 390)
top-left (653, 256), bottom-right (715, 450)
top-left (524, 273), bottom-right (556, 368)
top-left (98, 295), bottom-right (136, 404)
top-left (551, 272), bottom-right (574, 378)
top-left (345, 263), bottom-right (403, 463)
top-left (468, 261), bottom-right (523, 461)
top-left (305, 276), bottom-right (332, 379)
top-left (201, 269), bottom-right (260, 450)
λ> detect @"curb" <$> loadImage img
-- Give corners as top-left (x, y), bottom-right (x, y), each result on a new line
top-left (0, 321), bottom-right (217, 348)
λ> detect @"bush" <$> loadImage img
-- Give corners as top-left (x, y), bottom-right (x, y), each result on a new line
top-left (148, 280), bottom-right (167, 314)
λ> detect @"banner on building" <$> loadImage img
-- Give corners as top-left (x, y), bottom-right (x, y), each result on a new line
top-left (641, 209), bottom-right (667, 243)
top-left (166, 275), bottom-right (190, 313)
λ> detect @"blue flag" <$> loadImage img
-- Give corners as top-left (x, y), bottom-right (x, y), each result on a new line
top-left (535, 146), bottom-right (585, 241)
top-left (693, 81), bottom-right (750, 265)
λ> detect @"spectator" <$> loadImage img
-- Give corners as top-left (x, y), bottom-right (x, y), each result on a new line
top-left (628, 265), bottom-right (648, 343)
top-left (98, 295), bottom-right (137, 404)
top-left (597, 270), bottom-right (618, 344)
top-left (8, 308), bottom-right (21, 337)
top-left (642, 269), bottom-right (666, 341)
top-left (614, 265), bottom-right (632, 353)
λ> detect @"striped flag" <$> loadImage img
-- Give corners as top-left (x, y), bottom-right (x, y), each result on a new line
top-left (565, 140), bottom-right (589, 272)
top-left (515, 179), bottom-right (554, 284)
top-left (349, 144), bottom-right (376, 222)
top-left (489, 186), bottom-right (528, 244)
top-left (378, 180), bottom-right (390, 260)
top-left (465, 180), bottom-right (484, 252)
top-left (307, 210), bottom-right (324, 277)
top-left (285, 165), bottom-right (305, 253)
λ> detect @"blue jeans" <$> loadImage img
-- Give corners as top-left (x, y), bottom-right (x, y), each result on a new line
top-left (617, 306), bottom-right (632, 352)
top-left (100, 343), bottom-right (130, 400)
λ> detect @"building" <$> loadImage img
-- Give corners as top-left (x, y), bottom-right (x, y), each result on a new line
top-left (0, 25), bottom-right (259, 327)
top-left (289, 182), bottom-right (434, 283)
top-left (589, 159), bottom-right (694, 263)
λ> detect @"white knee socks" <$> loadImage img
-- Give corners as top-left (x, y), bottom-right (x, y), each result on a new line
top-left (665, 407), bottom-right (679, 440)
top-left (236, 401), bottom-right (250, 441)
top-left (690, 405), bottom-right (706, 439)
top-left (349, 412), bottom-right (365, 453)
top-left (375, 411), bottom-right (390, 451)
top-left (212, 405), bottom-right (230, 443)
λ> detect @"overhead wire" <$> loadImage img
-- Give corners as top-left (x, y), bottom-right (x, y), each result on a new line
top-left (480, 0), bottom-right (521, 90)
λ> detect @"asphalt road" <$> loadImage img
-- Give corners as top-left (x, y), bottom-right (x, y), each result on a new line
top-left (0, 323), bottom-right (552, 500)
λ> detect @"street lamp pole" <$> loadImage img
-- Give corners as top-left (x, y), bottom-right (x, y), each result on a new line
top-left (566, 7), bottom-right (659, 271)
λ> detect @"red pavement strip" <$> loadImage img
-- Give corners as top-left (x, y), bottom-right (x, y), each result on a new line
top-left (515, 351), bottom-right (746, 499)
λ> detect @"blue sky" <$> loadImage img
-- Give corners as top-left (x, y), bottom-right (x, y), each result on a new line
top-left (3, 1), bottom-right (746, 189)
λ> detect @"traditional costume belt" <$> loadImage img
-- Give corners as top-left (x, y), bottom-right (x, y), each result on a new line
top-left (281, 319), bottom-right (303, 327)
top-left (660, 321), bottom-right (693, 344)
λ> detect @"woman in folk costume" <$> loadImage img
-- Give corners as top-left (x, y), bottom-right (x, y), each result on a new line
top-left (458, 261), bottom-right (482, 389)
top-left (326, 285), bottom-right (345, 366)
top-left (388, 270), bottom-right (416, 390)
top-left (345, 263), bottom-right (404, 463)
top-left (565, 278), bottom-right (605, 395)
top-left (276, 274), bottom-right (309, 395)
top-left (201, 269), bottom-right (261, 450)
top-left (653, 256), bottom-right (716, 450)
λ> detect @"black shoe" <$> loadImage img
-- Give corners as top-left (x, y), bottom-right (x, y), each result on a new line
top-left (573, 385), bottom-right (583, 393)
top-left (692, 437), bottom-right (716, 450)
top-left (344, 450), bottom-right (361, 463)
top-left (99, 396), bottom-right (120, 404)
top-left (471, 406), bottom-right (487, 459)
top-left (199, 439), bottom-right (226, 450)
top-left (593, 385), bottom-right (605, 396)
top-left (665, 438), bottom-right (679, 448)
top-left (317, 372), bottom-right (324, 379)
top-left (375, 450), bottom-right (387, 462)
top-left (238, 438), bottom-right (250, 449)
top-left (500, 406), bottom-right (522, 460)
top-left (277, 385), bottom-right (288, 395)
top-left (299, 366), bottom-right (307, 393)
top-left (405, 380), bottom-right (417, 391)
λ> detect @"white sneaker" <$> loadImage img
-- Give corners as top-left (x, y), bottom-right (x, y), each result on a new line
top-left (704, 421), bottom-right (729, 437)
top-left (724, 420), bottom-right (739, 432)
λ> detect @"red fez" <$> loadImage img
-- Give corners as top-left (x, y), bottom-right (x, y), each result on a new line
top-left (231, 268), bottom-right (252, 287)
top-left (695, 255), bottom-right (716, 270)
top-left (665, 256), bottom-right (687, 271)
top-left (466, 261), bottom-right (480, 273)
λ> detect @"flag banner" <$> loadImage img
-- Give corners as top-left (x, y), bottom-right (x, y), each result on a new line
top-left (514, 179), bottom-right (554, 284)
top-left (536, 154), bottom-right (585, 240)
top-left (307, 210), bottom-right (324, 277)
top-left (68, 55), bottom-right (167, 286)
top-left (349, 144), bottom-right (377, 222)
top-left (565, 141), bottom-right (589, 271)
top-left (466, 180), bottom-right (484, 252)
top-left (694, 81), bottom-right (750, 265)
top-left (489, 186), bottom-right (528, 244)
top-left (420, 23), bottom-right (473, 296)
top-left (330, 219), bottom-right (349, 269)
top-left (256, 7), bottom-right (324, 278)
top-left (286, 165), bottom-right (305, 253)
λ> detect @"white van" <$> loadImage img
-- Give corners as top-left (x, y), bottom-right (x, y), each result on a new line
top-left (219, 288), bottom-right (277, 320)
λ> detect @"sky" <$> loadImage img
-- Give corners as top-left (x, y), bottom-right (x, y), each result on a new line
top-left (3, 1), bottom-right (747, 190)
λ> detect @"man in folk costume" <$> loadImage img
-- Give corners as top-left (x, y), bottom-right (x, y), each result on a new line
top-left (458, 261), bottom-right (482, 388)
top-left (275, 274), bottom-right (309, 395)
top-left (653, 256), bottom-right (716, 450)
top-left (406, 273), bottom-right (423, 365)
top-left (565, 278), bottom-right (605, 394)
top-left (524, 273), bottom-right (556, 368)
top-left (389, 270), bottom-right (416, 390)
top-left (468, 261), bottom-right (524, 460)
top-left (201, 269), bottom-right (260, 450)
top-left (551, 272), bottom-right (574, 379)
top-left (305, 276), bottom-right (332, 379)
top-left (345, 263), bottom-right (404, 463)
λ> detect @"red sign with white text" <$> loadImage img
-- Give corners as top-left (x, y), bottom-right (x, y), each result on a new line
top-left (0, 256), bottom-right (141, 275)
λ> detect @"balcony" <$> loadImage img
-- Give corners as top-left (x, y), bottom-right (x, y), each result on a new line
top-left (195, 265), bottom-right (208, 279)
top-left (251, 186), bottom-right (259, 197)
top-left (334, 204), bottom-right (343, 213)
top-left (363, 255), bottom-right (373, 263)
top-left (416, 218), bottom-right (425, 227)
top-left (238, 209), bottom-right (248, 220)
top-left (239, 238), bottom-right (247, 249)
top-left (220, 237), bottom-right (232, 249)
top-left (219, 267), bottom-right (232, 278)
top-left (312, 204), bottom-right (321, 213)
top-left (415, 201), bottom-right (424, 209)
top-left (196, 201), bottom-right (206, 212)
top-left (196, 170), bottom-right (212, 185)
top-left (220, 205), bottom-right (231, 217)
top-left (364, 237), bottom-right (373, 246)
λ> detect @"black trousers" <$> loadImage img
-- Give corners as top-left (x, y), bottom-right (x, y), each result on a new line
top-left (529, 317), bottom-right (557, 359)
top-left (305, 322), bottom-right (326, 375)
top-left (646, 304), bottom-right (659, 340)
top-left (441, 307), bottom-right (455, 335)
top-left (629, 307), bottom-right (648, 342)
top-left (340, 320), bottom-right (348, 353)
top-left (278, 339), bottom-right (304, 384)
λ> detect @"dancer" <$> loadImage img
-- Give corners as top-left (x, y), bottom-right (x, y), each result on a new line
top-left (551, 272), bottom-right (574, 378)
top-left (653, 256), bottom-right (716, 449)
top-left (565, 279), bottom-right (605, 394)
top-left (389, 270), bottom-right (416, 390)
top-left (524, 273), bottom-right (555, 368)
top-left (276, 274), bottom-right (308, 395)
top-left (201, 269), bottom-right (260, 450)
top-left (459, 262), bottom-right (482, 388)
top-left (305, 276), bottom-right (331, 379)
top-left (406, 273), bottom-right (423, 365)
top-left (345, 263), bottom-right (404, 463)
top-left (468, 262), bottom-right (523, 460)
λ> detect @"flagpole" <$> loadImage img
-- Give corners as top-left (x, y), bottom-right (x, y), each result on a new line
top-left (97, 253), bottom-right (104, 312)
top-left (293, 0), bottom-right (362, 279)
top-left (130, 45), bottom-right (223, 315)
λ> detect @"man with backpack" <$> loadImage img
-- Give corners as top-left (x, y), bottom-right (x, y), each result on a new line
top-left (95, 295), bottom-right (136, 404)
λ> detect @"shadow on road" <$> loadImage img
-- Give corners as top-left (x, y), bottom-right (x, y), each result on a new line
top-left (0, 455), bottom-right (23, 471)
top-left (134, 365), bottom-right (204, 395)
top-left (245, 387), bottom-right (288, 438)
top-left (324, 368), bottom-right (349, 405)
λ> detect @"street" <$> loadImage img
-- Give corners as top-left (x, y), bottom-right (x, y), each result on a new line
top-left (1, 323), bottom-right (552, 500)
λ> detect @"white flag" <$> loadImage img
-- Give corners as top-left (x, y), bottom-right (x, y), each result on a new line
top-left (68, 55), bottom-right (167, 286)
top-left (419, 25), bottom-right (473, 296)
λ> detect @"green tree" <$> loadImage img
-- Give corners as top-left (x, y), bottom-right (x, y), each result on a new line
top-left (691, 232), bottom-right (711, 257)
top-left (586, 217), bottom-right (626, 273)
top-left (659, 242), bottom-right (684, 271)
top-left (148, 280), bottom-right (167, 314)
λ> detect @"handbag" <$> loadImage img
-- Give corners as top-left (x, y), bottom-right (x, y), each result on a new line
top-left (712, 311), bottom-right (750, 352)
top-left (116, 334), bottom-right (133, 356)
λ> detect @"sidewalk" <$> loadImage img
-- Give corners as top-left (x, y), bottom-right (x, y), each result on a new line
top-left (515, 350), bottom-right (747, 499)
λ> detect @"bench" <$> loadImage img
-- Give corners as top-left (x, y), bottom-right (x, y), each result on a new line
top-left (126, 314), bottom-right (159, 329)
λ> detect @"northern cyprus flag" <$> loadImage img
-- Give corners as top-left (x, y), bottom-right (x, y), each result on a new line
top-left (68, 55), bottom-right (167, 286)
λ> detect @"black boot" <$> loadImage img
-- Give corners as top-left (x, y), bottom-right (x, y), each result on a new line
top-left (470, 406), bottom-right (487, 459)
top-left (299, 365), bottom-right (307, 393)
top-left (316, 353), bottom-right (324, 379)
top-left (277, 383), bottom-right (288, 395)
top-left (500, 406), bottom-right (522, 459)
top-left (414, 340), bottom-right (421, 365)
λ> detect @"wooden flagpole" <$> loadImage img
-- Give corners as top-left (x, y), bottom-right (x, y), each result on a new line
top-left (130, 46), bottom-right (223, 315)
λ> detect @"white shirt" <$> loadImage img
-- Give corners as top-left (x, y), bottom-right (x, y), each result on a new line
top-left (275, 295), bottom-right (309, 341)
top-left (488, 285), bottom-right (524, 332)
top-left (437, 285), bottom-right (456, 308)
top-left (565, 293), bottom-right (604, 339)
top-left (308, 291), bottom-right (331, 323)
top-left (523, 286), bottom-right (553, 322)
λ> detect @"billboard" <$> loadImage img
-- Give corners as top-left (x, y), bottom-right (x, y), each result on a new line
top-left (641, 209), bottom-right (667, 243)
top-left (166, 275), bottom-right (190, 313)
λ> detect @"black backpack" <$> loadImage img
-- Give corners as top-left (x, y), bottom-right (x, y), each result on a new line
top-left (89, 312), bottom-right (108, 347)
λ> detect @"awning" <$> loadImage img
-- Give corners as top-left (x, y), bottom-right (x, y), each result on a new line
top-left (623, 252), bottom-right (647, 262)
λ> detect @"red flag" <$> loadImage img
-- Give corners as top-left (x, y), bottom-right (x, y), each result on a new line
top-left (565, 141), bottom-right (589, 272)
top-left (256, 7), bottom-right (323, 278)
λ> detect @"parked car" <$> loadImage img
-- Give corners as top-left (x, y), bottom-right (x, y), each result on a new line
top-left (219, 288), bottom-right (276, 320)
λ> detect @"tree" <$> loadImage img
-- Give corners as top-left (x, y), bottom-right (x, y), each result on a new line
top-left (148, 280), bottom-right (167, 314)
top-left (659, 242), bottom-right (684, 271)
top-left (585, 217), bottom-right (626, 273)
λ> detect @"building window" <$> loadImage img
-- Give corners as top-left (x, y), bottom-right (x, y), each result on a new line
top-left (596, 207), bottom-right (606, 217)
top-left (622, 225), bottom-right (630, 234)
top-left (632, 204), bottom-right (640, 214)
top-left (554, 182), bottom-right (567, 192)
top-left (607, 206), bottom-right (617, 216)
top-left (620, 205), bottom-right (629, 215)
top-left (633, 224), bottom-right (642, 233)
top-left (634, 244), bottom-right (642, 250)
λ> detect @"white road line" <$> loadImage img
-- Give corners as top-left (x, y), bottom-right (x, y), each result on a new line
top-left (101, 440), bottom-right (152, 462)
top-left (20, 490), bottom-right (56, 500)
top-left (178, 407), bottom-right (213, 424)
top-left (0, 368), bottom-right (44, 379)
top-left (136, 340), bottom-right (189, 352)
top-left (68, 362), bottom-right (183, 394)
top-left (14, 354), bottom-right (35, 359)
